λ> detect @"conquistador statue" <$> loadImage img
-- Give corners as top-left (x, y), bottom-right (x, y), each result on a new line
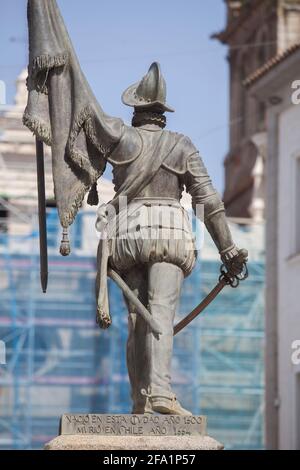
top-left (24, 0), bottom-right (248, 417)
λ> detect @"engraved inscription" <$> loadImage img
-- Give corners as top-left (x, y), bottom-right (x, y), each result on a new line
top-left (60, 414), bottom-right (206, 437)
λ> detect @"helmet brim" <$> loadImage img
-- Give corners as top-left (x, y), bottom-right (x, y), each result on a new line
top-left (121, 83), bottom-right (175, 113)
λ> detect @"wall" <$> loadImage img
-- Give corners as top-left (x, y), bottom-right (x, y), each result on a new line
top-left (277, 100), bottom-right (300, 449)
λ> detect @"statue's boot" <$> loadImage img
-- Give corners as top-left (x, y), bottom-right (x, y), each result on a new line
top-left (151, 394), bottom-right (192, 416)
top-left (139, 388), bottom-right (192, 416)
top-left (131, 396), bottom-right (153, 415)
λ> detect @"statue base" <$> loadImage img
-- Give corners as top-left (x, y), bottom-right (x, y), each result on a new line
top-left (45, 414), bottom-right (223, 450)
top-left (45, 434), bottom-right (223, 450)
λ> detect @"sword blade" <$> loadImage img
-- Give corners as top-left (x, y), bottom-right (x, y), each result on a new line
top-left (173, 279), bottom-right (226, 336)
top-left (35, 138), bottom-right (48, 293)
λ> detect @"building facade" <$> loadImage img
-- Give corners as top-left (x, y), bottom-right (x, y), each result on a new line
top-left (214, 0), bottom-right (300, 220)
top-left (247, 44), bottom-right (300, 450)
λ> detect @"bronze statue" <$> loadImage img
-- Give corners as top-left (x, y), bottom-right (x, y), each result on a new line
top-left (24, 0), bottom-right (248, 416)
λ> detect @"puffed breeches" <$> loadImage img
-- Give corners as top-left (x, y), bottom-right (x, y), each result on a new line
top-left (108, 199), bottom-right (197, 277)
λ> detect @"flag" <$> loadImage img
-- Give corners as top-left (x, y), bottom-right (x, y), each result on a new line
top-left (23, 0), bottom-right (123, 252)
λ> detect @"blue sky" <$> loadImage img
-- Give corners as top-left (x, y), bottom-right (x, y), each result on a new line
top-left (0, 0), bottom-right (229, 192)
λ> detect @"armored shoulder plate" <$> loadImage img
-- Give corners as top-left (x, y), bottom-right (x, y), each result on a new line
top-left (186, 152), bottom-right (208, 177)
top-left (162, 134), bottom-right (206, 176)
top-left (107, 125), bottom-right (143, 166)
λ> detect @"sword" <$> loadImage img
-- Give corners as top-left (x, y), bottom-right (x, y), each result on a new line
top-left (35, 138), bottom-right (48, 293)
top-left (107, 251), bottom-right (247, 337)
top-left (174, 249), bottom-right (248, 336)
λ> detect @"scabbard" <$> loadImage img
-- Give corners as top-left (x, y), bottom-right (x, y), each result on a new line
top-left (36, 138), bottom-right (48, 293)
top-left (108, 268), bottom-right (162, 336)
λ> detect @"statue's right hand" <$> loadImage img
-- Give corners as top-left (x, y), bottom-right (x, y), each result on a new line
top-left (221, 247), bottom-right (248, 277)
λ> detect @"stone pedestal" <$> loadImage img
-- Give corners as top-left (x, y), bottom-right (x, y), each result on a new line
top-left (45, 414), bottom-right (223, 451)
top-left (45, 434), bottom-right (223, 450)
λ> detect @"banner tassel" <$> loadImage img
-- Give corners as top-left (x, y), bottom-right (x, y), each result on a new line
top-left (60, 227), bottom-right (71, 256)
top-left (87, 182), bottom-right (99, 206)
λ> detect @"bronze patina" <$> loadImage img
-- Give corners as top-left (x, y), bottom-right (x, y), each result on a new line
top-left (24, 0), bottom-right (248, 416)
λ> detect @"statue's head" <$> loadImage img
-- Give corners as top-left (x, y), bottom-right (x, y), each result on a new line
top-left (122, 62), bottom-right (174, 128)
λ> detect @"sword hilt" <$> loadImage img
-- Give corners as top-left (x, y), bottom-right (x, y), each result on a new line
top-left (219, 249), bottom-right (249, 288)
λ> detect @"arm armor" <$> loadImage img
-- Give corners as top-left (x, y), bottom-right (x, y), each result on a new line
top-left (184, 152), bottom-right (237, 255)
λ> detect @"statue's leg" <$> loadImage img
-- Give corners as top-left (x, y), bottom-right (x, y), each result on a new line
top-left (147, 261), bottom-right (192, 415)
top-left (122, 266), bottom-right (152, 414)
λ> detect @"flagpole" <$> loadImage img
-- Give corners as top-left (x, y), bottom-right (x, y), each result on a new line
top-left (35, 138), bottom-right (48, 293)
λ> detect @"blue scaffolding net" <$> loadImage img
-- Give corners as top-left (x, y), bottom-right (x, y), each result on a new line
top-left (0, 209), bottom-right (265, 450)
